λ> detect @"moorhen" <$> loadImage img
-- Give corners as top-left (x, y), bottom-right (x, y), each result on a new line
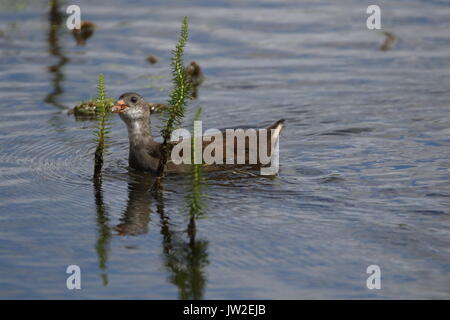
top-left (111, 92), bottom-right (284, 174)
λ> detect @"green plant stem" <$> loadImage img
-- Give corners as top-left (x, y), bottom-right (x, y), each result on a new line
top-left (155, 17), bottom-right (191, 187)
top-left (188, 108), bottom-right (204, 220)
top-left (94, 73), bottom-right (109, 181)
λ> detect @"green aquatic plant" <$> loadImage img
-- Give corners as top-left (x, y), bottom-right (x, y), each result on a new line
top-left (155, 16), bottom-right (192, 185)
top-left (148, 19), bottom-right (207, 298)
top-left (93, 73), bottom-right (111, 181)
top-left (91, 74), bottom-right (112, 283)
top-left (187, 108), bottom-right (205, 223)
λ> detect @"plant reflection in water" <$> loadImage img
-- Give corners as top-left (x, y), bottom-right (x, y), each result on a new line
top-left (93, 170), bottom-right (209, 299)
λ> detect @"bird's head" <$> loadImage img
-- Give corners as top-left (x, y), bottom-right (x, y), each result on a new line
top-left (111, 92), bottom-right (149, 124)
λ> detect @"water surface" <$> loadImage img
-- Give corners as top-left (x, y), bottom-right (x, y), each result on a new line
top-left (0, 0), bottom-right (449, 299)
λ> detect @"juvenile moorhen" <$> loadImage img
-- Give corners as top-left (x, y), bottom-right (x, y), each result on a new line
top-left (111, 92), bottom-right (284, 173)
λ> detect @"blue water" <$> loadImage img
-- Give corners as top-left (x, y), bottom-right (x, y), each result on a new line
top-left (0, 0), bottom-right (449, 299)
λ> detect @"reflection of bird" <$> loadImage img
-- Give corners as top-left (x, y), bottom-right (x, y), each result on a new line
top-left (380, 31), bottom-right (396, 51)
top-left (111, 92), bottom-right (285, 173)
top-left (72, 21), bottom-right (96, 45)
top-left (115, 174), bottom-right (153, 236)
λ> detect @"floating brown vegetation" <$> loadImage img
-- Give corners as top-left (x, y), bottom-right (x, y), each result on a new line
top-left (147, 55), bottom-right (158, 64)
top-left (186, 61), bottom-right (204, 99)
top-left (380, 31), bottom-right (396, 51)
top-left (72, 21), bottom-right (96, 46)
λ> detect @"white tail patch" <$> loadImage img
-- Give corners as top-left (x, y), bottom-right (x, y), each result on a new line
top-left (272, 122), bottom-right (283, 143)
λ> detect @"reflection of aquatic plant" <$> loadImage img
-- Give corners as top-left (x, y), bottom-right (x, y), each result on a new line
top-left (93, 178), bottom-right (111, 286)
top-left (45, 0), bottom-right (69, 109)
top-left (154, 185), bottom-right (209, 300)
top-left (93, 74), bottom-right (111, 181)
top-left (166, 232), bottom-right (209, 300)
top-left (155, 17), bottom-right (192, 185)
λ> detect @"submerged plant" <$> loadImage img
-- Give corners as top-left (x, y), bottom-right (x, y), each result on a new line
top-left (155, 16), bottom-right (192, 186)
top-left (93, 73), bottom-right (110, 181)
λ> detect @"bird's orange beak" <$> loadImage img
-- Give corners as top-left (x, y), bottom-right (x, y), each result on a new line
top-left (111, 100), bottom-right (129, 113)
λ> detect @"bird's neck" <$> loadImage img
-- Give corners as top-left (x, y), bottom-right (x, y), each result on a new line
top-left (127, 118), bottom-right (153, 147)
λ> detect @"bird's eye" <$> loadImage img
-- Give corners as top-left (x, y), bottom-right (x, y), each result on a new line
top-left (130, 96), bottom-right (138, 103)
